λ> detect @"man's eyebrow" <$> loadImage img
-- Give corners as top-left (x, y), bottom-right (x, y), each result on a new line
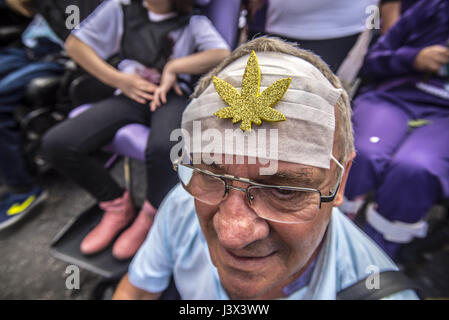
top-left (258, 169), bottom-right (326, 188)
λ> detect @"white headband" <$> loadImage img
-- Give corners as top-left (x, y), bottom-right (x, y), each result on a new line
top-left (181, 51), bottom-right (342, 169)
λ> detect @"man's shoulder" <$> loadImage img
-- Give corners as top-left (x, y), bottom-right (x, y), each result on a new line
top-left (331, 208), bottom-right (398, 273)
top-left (330, 209), bottom-right (418, 299)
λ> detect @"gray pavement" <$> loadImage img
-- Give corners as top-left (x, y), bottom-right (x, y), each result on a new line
top-left (0, 157), bottom-right (146, 299)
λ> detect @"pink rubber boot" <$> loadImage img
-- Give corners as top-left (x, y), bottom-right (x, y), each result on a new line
top-left (112, 200), bottom-right (157, 260)
top-left (80, 191), bottom-right (135, 255)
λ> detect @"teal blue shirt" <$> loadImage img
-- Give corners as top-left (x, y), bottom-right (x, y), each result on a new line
top-left (129, 184), bottom-right (418, 300)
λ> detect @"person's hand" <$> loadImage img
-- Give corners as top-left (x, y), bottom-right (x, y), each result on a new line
top-left (5, 0), bottom-right (34, 18)
top-left (116, 73), bottom-right (157, 104)
top-left (414, 45), bottom-right (449, 73)
top-left (150, 62), bottom-right (183, 112)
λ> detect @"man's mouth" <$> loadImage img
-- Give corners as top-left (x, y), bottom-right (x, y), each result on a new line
top-left (219, 246), bottom-right (278, 272)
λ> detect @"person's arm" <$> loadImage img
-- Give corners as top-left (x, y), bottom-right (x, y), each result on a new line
top-left (150, 48), bottom-right (230, 110)
top-left (166, 48), bottom-right (231, 76)
top-left (362, 1), bottom-right (428, 80)
top-left (113, 273), bottom-right (162, 300)
top-left (380, 0), bottom-right (401, 35)
top-left (5, 0), bottom-right (34, 17)
top-left (65, 35), bottom-right (156, 104)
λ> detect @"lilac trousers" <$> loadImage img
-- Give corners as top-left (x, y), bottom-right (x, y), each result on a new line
top-left (345, 87), bottom-right (449, 256)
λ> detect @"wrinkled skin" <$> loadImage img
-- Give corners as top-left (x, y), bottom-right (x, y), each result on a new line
top-left (194, 156), bottom-right (353, 299)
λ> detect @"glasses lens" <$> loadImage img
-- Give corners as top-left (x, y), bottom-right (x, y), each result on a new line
top-left (178, 164), bottom-right (226, 205)
top-left (248, 186), bottom-right (320, 223)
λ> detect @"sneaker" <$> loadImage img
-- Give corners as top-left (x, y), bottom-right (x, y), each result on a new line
top-left (0, 186), bottom-right (48, 231)
top-left (80, 191), bottom-right (135, 255)
top-left (112, 200), bottom-right (157, 260)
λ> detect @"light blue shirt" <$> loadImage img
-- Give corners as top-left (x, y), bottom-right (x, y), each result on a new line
top-left (22, 14), bottom-right (63, 48)
top-left (129, 184), bottom-right (418, 300)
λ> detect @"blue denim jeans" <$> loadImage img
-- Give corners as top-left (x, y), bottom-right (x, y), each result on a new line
top-left (0, 47), bottom-right (63, 189)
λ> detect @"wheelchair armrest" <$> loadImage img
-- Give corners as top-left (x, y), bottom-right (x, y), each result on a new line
top-left (24, 76), bottom-right (63, 107)
top-left (0, 25), bottom-right (25, 45)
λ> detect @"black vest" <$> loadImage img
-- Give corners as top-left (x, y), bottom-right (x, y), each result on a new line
top-left (120, 0), bottom-right (191, 71)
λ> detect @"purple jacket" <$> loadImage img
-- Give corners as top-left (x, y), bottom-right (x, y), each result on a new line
top-left (401, 0), bottom-right (419, 13)
top-left (363, 0), bottom-right (449, 81)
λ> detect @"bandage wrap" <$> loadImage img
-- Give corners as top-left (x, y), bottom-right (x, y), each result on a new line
top-left (182, 52), bottom-right (343, 169)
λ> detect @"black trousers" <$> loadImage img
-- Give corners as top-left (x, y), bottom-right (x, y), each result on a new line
top-left (43, 92), bottom-right (187, 207)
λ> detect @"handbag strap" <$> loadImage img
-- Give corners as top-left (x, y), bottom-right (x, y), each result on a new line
top-left (337, 270), bottom-right (421, 300)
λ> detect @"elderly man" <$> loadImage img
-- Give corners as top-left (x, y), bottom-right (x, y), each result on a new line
top-left (113, 38), bottom-right (418, 300)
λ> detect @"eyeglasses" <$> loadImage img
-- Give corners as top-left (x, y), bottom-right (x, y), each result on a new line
top-left (173, 156), bottom-right (344, 224)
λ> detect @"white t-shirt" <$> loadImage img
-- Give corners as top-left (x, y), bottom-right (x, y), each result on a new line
top-left (265, 0), bottom-right (379, 40)
top-left (72, 0), bottom-right (229, 86)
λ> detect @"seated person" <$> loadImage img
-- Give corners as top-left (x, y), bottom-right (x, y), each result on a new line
top-left (43, 0), bottom-right (230, 260)
top-left (112, 37), bottom-right (418, 300)
top-left (379, 0), bottom-right (419, 34)
top-left (0, 0), bottom-right (64, 231)
top-left (341, 0), bottom-right (449, 258)
top-left (244, 0), bottom-right (379, 72)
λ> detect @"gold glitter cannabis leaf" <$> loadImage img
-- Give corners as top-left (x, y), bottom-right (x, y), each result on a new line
top-left (213, 51), bottom-right (291, 132)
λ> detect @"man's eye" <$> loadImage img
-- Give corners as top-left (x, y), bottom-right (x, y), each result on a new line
top-left (274, 189), bottom-right (294, 196)
top-left (269, 189), bottom-right (311, 202)
top-left (269, 188), bottom-right (301, 200)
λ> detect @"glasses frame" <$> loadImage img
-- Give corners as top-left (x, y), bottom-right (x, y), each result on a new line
top-left (173, 157), bottom-right (344, 211)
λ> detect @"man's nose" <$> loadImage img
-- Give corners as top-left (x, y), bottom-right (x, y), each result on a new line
top-left (213, 188), bottom-right (270, 250)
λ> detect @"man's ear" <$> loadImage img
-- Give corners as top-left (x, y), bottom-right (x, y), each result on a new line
top-left (333, 151), bottom-right (355, 207)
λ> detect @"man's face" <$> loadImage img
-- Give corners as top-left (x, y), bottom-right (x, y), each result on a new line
top-left (194, 157), bottom-right (345, 299)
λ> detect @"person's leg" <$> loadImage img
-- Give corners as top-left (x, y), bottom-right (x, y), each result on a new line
top-left (0, 61), bottom-right (64, 190)
top-left (0, 48), bottom-right (34, 190)
top-left (342, 92), bottom-right (410, 215)
top-left (0, 101), bottom-right (48, 231)
top-left (0, 48), bottom-right (29, 77)
top-left (0, 58), bottom-right (64, 229)
top-left (112, 91), bottom-right (187, 260)
top-left (0, 106), bottom-right (34, 189)
top-left (365, 115), bottom-right (449, 258)
top-left (43, 95), bottom-right (150, 202)
top-left (43, 95), bottom-right (152, 254)
top-left (145, 91), bottom-right (188, 207)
